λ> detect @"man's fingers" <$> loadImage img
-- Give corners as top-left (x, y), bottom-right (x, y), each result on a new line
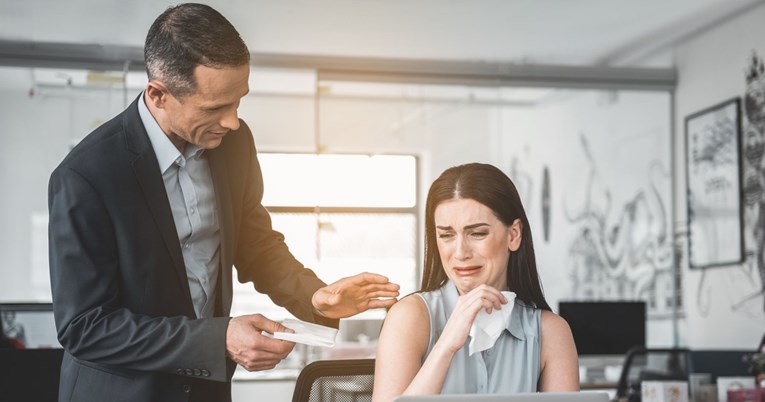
top-left (366, 290), bottom-right (400, 299)
top-left (240, 358), bottom-right (282, 372)
top-left (353, 272), bottom-right (392, 285)
top-left (254, 332), bottom-right (296, 355)
top-left (366, 298), bottom-right (397, 310)
top-left (361, 282), bottom-right (401, 293)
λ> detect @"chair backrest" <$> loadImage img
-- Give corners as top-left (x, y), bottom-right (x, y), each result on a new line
top-left (616, 347), bottom-right (691, 402)
top-left (292, 359), bottom-right (375, 402)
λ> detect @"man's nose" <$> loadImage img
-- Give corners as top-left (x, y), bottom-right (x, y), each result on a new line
top-left (220, 108), bottom-right (240, 131)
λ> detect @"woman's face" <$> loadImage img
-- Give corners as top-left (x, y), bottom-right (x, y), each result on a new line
top-left (434, 197), bottom-right (520, 295)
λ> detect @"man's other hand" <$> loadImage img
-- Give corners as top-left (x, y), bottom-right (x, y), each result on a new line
top-left (226, 314), bottom-right (295, 371)
top-left (312, 272), bottom-right (400, 319)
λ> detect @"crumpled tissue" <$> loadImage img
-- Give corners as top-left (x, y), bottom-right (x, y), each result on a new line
top-left (467, 291), bottom-right (516, 356)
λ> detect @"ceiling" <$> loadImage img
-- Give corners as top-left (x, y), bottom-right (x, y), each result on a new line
top-left (1, 0), bottom-right (764, 67)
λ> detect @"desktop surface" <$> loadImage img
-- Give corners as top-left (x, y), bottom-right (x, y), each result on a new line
top-left (395, 392), bottom-right (610, 402)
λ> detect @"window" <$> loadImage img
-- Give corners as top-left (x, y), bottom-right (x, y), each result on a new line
top-left (230, 153), bottom-right (419, 321)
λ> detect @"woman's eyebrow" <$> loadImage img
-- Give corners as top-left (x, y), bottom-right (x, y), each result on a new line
top-left (435, 222), bottom-right (489, 230)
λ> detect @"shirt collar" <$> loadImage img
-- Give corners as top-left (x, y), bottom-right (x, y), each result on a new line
top-left (441, 280), bottom-right (527, 341)
top-left (137, 92), bottom-right (204, 173)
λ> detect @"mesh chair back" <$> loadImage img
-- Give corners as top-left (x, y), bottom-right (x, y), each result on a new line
top-left (292, 359), bottom-right (375, 402)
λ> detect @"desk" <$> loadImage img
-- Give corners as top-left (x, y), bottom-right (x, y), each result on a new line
top-left (232, 367), bottom-right (298, 402)
top-left (581, 381), bottom-right (618, 390)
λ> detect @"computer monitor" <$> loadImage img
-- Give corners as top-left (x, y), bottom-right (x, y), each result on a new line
top-left (0, 303), bottom-right (60, 348)
top-left (558, 301), bottom-right (646, 356)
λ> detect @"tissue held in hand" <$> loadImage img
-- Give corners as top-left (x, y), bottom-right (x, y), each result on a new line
top-left (467, 291), bottom-right (516, 356)
top-left (267, 318), bottom-right (338, 347)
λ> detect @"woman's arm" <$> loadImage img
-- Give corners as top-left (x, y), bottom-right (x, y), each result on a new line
top-left (373, 285), bottom-right (508, 402)
top-left (373, 295), bottom-right (431, 402)
top-left (538, 310), bottom-right (580, 391)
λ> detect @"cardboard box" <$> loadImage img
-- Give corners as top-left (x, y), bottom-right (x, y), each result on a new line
top-left (642, 381), bottom-right (689, 402)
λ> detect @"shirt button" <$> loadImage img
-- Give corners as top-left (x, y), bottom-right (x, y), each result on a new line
top-left (190, 207), bottom-right (196, 214)
top-left (184, 243), bottom-right (189, 249)
top-left (182, 384), bottom-right (191, 393)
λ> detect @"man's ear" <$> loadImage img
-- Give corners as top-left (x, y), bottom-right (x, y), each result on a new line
top-left (144, 81), bottom-right (171, 109)
top-left (507, 218), bottom-right (523, 252)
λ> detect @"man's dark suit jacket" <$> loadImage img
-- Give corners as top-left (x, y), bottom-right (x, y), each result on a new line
top-left (48, 96), bottom-right (336, 402)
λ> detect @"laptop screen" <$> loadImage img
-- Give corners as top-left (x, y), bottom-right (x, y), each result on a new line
top-left (395, 392), bottom-right (610, 402)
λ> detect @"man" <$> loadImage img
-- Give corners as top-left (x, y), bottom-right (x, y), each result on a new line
top-left (47, 3), bottom-right (399, 401)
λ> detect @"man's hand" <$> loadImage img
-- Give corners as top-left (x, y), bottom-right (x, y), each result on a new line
top-left (312, 272), bottom-right (400, 319)
top-left (226, 314), bottom-right (295, 371)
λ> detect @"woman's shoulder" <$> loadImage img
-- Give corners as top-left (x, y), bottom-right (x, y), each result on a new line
top-left (540, 310), bottom-right (575, 345)
top-left (387, 293), bottom-right (429, 323)
top-left (378, 293), bottom-right (431, 355)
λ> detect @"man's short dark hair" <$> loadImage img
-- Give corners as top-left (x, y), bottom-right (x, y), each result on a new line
top-left (144, 3), bottom-right (250, 98)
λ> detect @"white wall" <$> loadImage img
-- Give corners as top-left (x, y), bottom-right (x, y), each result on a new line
top-left (495, 89), bottom-right (676, 348)
top-left (674, 4), bottom-right (765, 349)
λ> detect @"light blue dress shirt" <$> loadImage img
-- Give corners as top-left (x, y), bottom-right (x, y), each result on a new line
top-left (138, 95), bottom-right (221, 319)
top-left (417, 281), bottom-right (542, 393)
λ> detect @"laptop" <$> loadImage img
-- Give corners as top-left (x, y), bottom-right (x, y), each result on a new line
top-left (395, 392), bottom-right (610, 402)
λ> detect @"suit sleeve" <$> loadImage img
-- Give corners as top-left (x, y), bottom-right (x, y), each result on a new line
top-left (48, 166), bottom-right (231, 382)
top-left (233, 124), bottom-right (338, 328)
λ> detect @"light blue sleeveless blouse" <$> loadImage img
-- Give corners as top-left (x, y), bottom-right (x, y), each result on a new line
top-left (416, 281), bottom-right (542, 394)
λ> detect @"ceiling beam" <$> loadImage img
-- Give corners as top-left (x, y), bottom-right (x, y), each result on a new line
top-left (0, 40), bottom-right (676, 90)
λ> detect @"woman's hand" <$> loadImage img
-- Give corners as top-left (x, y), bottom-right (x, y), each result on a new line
top-left (433, 284), bottom-right (507, 355)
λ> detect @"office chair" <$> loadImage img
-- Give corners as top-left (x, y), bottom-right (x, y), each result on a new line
top-left (292, 359), bottom-right (375, 402)
top-left (615, 347), bottom-right (691, 402)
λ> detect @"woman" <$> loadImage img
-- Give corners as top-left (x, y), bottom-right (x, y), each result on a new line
top-left (373, 163), bottom-right (579, 402)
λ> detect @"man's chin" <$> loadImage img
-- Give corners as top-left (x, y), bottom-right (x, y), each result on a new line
top-left (200, 137), bottom-right (225, 150)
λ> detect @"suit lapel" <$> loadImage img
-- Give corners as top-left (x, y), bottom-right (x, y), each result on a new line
top-left (123, 97), bottom-right (194, 310)
top-left (207, 148), bottom-right (234, 316)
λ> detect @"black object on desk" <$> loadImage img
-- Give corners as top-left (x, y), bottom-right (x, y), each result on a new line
top-left (689, 349), bottom-right (756, 381)
top-left (558, 301), bottom-right (646, 356)
top-left (0, 348), bottom-right (64, 402)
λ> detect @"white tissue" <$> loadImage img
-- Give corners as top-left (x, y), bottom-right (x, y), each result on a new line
top-left (264, 318), bottom-right (338, 347)
top-left (467, 291), bottom-right (516, 356)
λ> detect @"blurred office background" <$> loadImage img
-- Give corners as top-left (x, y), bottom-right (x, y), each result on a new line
top-left (1, 1), bottom-right (764, 400)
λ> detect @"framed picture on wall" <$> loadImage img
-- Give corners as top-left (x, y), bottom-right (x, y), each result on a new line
top-left (685, 98), bottom-right (744, 269)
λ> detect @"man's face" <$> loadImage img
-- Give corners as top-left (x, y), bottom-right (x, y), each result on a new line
top-left (161, 64), bottom-right (250, 150)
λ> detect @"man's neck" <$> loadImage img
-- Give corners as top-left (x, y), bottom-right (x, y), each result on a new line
top-left (143, 92), bottom-right (188, 153)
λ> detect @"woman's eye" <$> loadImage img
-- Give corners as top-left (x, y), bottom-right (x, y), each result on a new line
top-left (438, 233), bottom-right (454, 240)
top-left (471, 232), bottom-right (488, 238)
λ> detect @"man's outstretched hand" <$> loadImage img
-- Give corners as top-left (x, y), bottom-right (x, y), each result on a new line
top-left (312, 272), bottom-right (400, 319)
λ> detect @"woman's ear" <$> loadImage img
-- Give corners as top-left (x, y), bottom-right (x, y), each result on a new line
top-left (507, 218), bottom-right (523, 251)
